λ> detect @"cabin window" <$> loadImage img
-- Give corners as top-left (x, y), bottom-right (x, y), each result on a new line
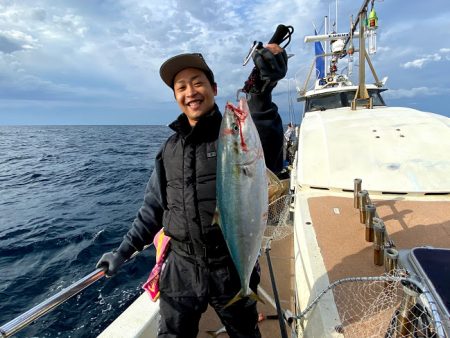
top-left (305, 90), bottom-right (386, 112)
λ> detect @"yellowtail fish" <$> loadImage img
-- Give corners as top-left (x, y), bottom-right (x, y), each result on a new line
top-left (215, 98), bottom-right (268, 307)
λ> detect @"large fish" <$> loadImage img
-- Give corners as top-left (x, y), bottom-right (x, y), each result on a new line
top-left (215, 98), bottom-right (268, 306)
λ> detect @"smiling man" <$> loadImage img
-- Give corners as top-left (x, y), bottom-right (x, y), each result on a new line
top-left (97, 47), bottom-right (287, 338)
top-left (173, 67), bottom-right (217, 124)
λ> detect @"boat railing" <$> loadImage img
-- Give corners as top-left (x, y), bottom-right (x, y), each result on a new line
top-left (0, 245), bottom-right (152, 338)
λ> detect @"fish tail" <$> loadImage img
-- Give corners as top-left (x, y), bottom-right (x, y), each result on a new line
top-left (206, 326), bottom-right (227, 337)
top-left (205, 330), bottom-right (220, 338)
top-left (249, 290), bottom-right (266, 304)
top-left (223, 289), bottom-right (265, 309)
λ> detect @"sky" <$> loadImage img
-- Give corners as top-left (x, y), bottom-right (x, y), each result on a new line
top-left (0, 0), bottom-right (449, 125)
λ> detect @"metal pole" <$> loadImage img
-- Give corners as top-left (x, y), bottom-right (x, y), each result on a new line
top-left (0, 268), bottom-right (105, 338)
top-left (264, 244), bottom-right (289, 338)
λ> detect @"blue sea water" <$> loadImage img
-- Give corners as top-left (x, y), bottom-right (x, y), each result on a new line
top-left (0, 125), bottom-right (173, 337)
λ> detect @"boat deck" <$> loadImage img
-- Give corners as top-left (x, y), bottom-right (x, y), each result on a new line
top-left (309, 196), bottom-right (450, 282)
top-left (198, 232), bottom-right (295, 338)
top-left (293, 193), bottom-right (450, 338)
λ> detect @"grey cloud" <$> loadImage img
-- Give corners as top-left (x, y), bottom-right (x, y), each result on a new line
top-left (0, 35), bottom-right (23, 53)
top-left (30, 8), bottom-right (47, 21)
top-left (174, 0), bottom-right (221, 22)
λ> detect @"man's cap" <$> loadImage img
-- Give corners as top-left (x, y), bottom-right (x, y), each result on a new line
top-left (159, 53), bottom-right (215, 88)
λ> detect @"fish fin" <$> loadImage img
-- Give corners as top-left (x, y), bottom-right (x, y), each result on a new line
top-left (223, 291), bottom-right (243, 308)
top-left (212, 208), bottom-right (220, 226)
top-left (223, 290), bottom-right (265, 309)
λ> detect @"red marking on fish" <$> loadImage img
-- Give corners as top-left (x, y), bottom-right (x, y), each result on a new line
top-left (225, 103), bottom-right (248, 151)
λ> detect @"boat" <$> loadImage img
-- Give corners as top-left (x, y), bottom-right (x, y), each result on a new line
top-left (290, 0), bottom-right (450, 337)
top-left (1, 0), bottom-right (449, 337)
top-left (99, 0), bottom-right (450, 336)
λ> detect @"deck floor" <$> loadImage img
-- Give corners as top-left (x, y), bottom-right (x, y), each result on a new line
top-left (198, 233), bottom-right (295, 338)
top-left (198, 196), bottom-right (450, 337)
top-left (309, 196), bottom-right (450, 282)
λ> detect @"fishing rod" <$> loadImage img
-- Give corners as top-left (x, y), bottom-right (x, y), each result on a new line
top-left (0, 244), bottom-right (152, 338)
top-left (257, 24), bottom-right (294, 338)
top-left (242, 24), bottom-right (296, 338)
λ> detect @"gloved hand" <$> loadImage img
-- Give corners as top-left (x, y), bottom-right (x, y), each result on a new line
top-left (243, 44), bottom-right (288, 95)
top-left (96, 250), bottom-right (126, 277)
top-left (252, 44), bottom-right (288, 84)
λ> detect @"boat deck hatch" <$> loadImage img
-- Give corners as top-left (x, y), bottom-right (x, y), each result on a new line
top-left (409, 247), bottom-right (450, 318)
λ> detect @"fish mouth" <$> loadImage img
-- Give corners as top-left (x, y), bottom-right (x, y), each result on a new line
top-left (225, 103), bottom-right (248, 122)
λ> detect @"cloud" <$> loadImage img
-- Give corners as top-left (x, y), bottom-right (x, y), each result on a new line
top-left (0, 30), bottom-right (37, 53)
top-left (402, 53), bottom-right (442, 69)
top-left (384, 87), bottom-right (450, 99)
top-left (0, 0), bottom-right (449, 123)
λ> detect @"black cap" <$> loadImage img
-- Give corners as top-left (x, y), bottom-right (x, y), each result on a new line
top-left (159, 53), bottom-right (215, 88)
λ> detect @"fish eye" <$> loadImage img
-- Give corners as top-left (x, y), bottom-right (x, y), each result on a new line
top-left (232, 123), bottom-right (239, 132)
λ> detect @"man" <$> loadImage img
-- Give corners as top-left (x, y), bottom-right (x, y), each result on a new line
top-left (284, 122), bottom-right (296, 165)
top-left (97, 44), bottom-right (287, 338)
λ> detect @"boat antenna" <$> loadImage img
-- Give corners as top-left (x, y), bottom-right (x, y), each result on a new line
top-left (335, 0), bottom-right (338, 32)
top-left (324, 16), bottom-right (328, 75)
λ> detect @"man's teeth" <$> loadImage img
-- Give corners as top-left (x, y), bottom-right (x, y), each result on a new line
top-left (188, 100), bottom-right (201, 108)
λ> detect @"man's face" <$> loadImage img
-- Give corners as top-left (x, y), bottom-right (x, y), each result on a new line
top-left (173, 68), bottom-right (217, 126)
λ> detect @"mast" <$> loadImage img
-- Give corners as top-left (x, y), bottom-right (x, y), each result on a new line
top-left (335, 0), bottom-right (338, 32)
top-left (324, 16), bottom-right (328, 75)
top-left (351, 8), bottom-right (371, 110)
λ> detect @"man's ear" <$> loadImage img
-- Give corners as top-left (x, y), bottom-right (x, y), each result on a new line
top-left (213, 83), bottom-right (218, 96)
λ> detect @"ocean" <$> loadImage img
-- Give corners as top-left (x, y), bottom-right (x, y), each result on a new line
top-left (0, 125), bottom-right (173, 337)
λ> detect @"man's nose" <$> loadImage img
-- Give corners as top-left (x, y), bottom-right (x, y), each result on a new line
top-left (186, 84), bottom-right (197, 97)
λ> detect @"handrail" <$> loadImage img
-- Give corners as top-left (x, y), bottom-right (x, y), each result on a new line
top-left (0, 268), bottom-right (106, 338)
top-left (0, 245), bottom-right (152, 338)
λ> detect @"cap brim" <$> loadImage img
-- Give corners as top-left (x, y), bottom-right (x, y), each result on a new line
top-left (160, 53), bottom-right (212, 88)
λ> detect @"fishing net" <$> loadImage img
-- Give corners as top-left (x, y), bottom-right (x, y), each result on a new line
top-left (295, 272), bottom-right (447, 338)
top-left (262, 193), bottom-right (293, 249)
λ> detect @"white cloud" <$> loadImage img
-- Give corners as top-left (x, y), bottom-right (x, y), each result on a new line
top-left (384, 87), bottom-right (450, 99)
top-left (402, 53), bottom-right (443, 69)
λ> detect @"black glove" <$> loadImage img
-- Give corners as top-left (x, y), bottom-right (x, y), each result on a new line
top-left (253, 47), bottom-right (288, 83)
top-left (96, 250), bottom-right (126, 277)
top-left (243, 47), bottom-right (288, 95)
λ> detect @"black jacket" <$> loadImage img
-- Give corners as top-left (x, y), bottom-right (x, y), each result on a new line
top-left (116, 93), bottom-right (283, 260)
